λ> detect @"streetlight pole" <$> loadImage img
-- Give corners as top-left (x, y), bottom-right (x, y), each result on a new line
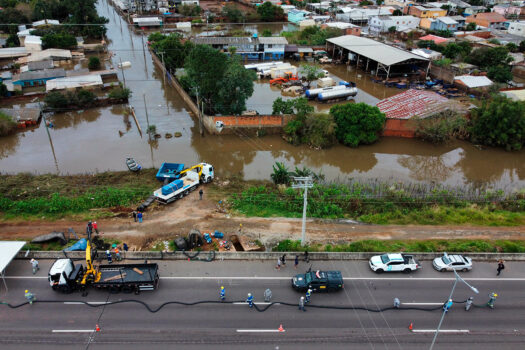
top-left (429, 268), bottom-right (479, 350)
top-left (291, 176), bottom-right (313, 246)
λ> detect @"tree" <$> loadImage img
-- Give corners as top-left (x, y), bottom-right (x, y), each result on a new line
top-left (470, 95), bottom-right (525, 151)
top-left (388, 26), bottom-right (397, 34)
top-left (443, 42), bottom-right (471, 59)
top-left (0, 82), bottom-right (8, 97)
top-left (272, 97), bottom-right (295, 114)
top-left (257, 2), bottom-right (284, 22)
top-left (376, 0), bottom-right (384, 5)
top-left (41, 32), bottom-right (77, 49)
top-left (271, 162), bottom-right (290, 185)
top-left (179, 4), bottom-right (201, 16)
top-left (520, 40), bottom-right (525, 53)
top-left (261, 29), bottom-right (272, 37)
top-left (392, 9), bottom-right (403, 16)
top-left (216, 59), bottom-right (256, 115)
top-left (222, 4), bottom-right (244, 23)
top-left (330, 103), bottom-right (386, 147)
top-left (0, 8), bottom-right (28, 34)
top-left (299, 64), bottom-right (324, 87)
top-left (45, 91), bottom-right (69, 109)
top-left (467, 47), bottom-right (513, 70)
top-left (88, 56), bottom-right (101, 70)
top-left (487, 65), bottom-right (513, 83)
top-left (6, 34), bottom-right (19, 47)
top-left (76, 89), bottom-right (96, 106)
top-left (148, 32), bottom-right (165, 43)
top-left (359, 0), bottom-right (373, 6)
top-left (0, 111), bottom-right (16, 137)
top-left (466, 22), bottom-right (477, 31)
top-left (506, 42), bottom-right (518, 53)
top-left (152, 33), bottom-right (194, 71)
top-left (108, 86), bottom-right (131, 100)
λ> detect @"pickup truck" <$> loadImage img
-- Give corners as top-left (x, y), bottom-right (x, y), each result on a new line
top-left (292, 270), bottom-right (343, 292)
top-left (369, 253), bottom-right (420, 274)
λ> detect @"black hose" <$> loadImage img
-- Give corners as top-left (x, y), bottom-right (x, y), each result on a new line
top-left (0, 298), bottom-right (483, 313)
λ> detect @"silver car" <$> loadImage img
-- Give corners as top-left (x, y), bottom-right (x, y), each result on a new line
top-left (433, 253), bottom-right (472, 272)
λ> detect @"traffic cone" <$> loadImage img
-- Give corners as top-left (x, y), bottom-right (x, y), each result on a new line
top-left (95, 324), bottom-right (101, 332)
top-left (408, 323), bottom-right (413, 331)
top-left (278, 324), bottom-right (285, 332)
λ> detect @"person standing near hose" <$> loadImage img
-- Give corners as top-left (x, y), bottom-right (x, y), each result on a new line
top-left (30, 258), bottom-right (39, 275)
top-left (246, 293), bottom-right (254, 308)
top-left (25, 290), bottom-right (35, 304)
top-left (305, 289), bottom-right (312, 303)
top-left (299, 296), bottom-right (306, 312)
top-left (497, 259), bottom-right (505, 276)
top-left (264, 288), bottom-right (272, 302)
top-left (220, 286), bottom-right (225, 301)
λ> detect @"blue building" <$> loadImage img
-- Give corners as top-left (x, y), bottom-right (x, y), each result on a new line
top-left (12, 68), bottom-right (66, 87)
top-left (258, 37), bottom-right (288, 60)
top-left (191, 36), bottom-right (288, 61)
top-left (432, 17), bottom-right (459, 32)
top-left (288, 10), bottom-right (308, 24)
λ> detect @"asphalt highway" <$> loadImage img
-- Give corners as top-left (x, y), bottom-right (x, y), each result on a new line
top-left (1, 258), bottom-right (525, 349)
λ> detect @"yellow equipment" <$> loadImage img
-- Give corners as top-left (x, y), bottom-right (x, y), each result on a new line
top-left (80, 232), bottom-right (101, 285)
top-left (180, 163), bottom-right (205, 180)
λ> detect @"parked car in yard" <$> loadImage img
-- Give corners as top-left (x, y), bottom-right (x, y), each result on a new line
top-left (433, 253), bottom-right (472, 272)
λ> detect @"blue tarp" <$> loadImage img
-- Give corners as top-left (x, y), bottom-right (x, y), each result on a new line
top-left (65, 238), bottom-right (87, 251)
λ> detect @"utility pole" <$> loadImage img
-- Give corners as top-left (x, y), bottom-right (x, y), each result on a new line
top-left (292, 177), bottom-right (313, 246)
top-left (143, 94), bottom-right (151, 139)
top-left (159, 51), bottom-right (166, 84)
top-left (119, 57), bottom-right (127, 88)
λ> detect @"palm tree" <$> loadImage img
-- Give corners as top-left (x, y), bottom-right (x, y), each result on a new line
top-left (271, 162), bottom-right (291, 185)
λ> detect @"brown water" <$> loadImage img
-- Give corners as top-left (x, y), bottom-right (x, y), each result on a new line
top-left (0, 1), bottom-right (524, 190)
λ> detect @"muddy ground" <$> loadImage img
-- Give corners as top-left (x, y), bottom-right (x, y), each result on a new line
top-left (1, 183), bottom-right (524, 250)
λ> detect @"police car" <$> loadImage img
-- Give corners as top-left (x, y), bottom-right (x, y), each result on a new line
top-left (292, 269), bottom-right (343, 292)
top-left (433, 253), bottom-right (472, 272)
top-left (368, 253), bottom-right (420, 273)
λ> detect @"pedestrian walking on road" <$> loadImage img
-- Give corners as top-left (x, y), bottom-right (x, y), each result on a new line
top-left (87, 221), bottom-right (93, 235)
top-left (299, 296), bottom-right (306, 312)
top-left (93, 221), bottom-right (99, 235)
top-left (137, 211), bottom-right (143, 223)
top-left (487, 292), bottom-right (497, 309)
top-left (264, 288), bottom-right (272, 302)
top-left (303, 251), bottom-right (309, 263)
top-left (123, 243), bottom-right (129, 252)
top-left (199, 189), bottom-right (203, 200)
top-left (106, 250), bottom-right (113, 264)
top-left (246, 293), bottom-right (254, 308)
top-left (305, 289), bottom-right (312, 303)
top-left (294, 255), bottom-right (299, 269)
top-left (281, 254), bottom-right (286, 266)
top-left (25, 290), bottom-right (35, 304)
top-left (497, 259), bottom-right (505, 276)
top-left (132, 211), bottom-right (137, 222)
top-left (275, 258), bottom-right (281, 270)
top-left (443, 299), bottom-right (453, 313)
top-left (220, 286), bottom-right (225, 301)
top-left (30, 258), bottom-right (39, 275)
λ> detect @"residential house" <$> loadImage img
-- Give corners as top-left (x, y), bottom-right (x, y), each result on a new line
top-left (384, 0), bottom-right (414, 6)
top-left (493, 4), bottom-right (523, 18)
top-left (449, 15), bottom-right (466, 29)
top-left (132, 17), bottom-right (162, 27)
top-left (418, 34), bottom-right (449, 44)
top-left (463, 6), bottom-right (486, 17)
top-left (12, 68), bottom-right (66, 88)
top-left (432, 17), bottom-right (459, 32)
top-left (181, 0), bottom-right (199, 5)
top-left (258, 37), bottom-right (288, 60)
top-left (322, 22), bottom-right (361, 36)
top-left (280, 5), bottom-right (296, 14)
top-left (411, 48), bottom-right (442, 60)
top-left (508, 21), bottom-right (525, 37)
top-left (369, 15), bottom-right (420, 34)
top-left (24, 36), bottom-right (42, 51)
top-left (466, 12), bottom-right (507, 30)
top-left (32, 19), bottom-right (60, 28)
top-left (404, 5), bottom-right (447, 19)
top-left (419, 18), bottom-right (435, 30)
top-left (336, 8), bottom-right (393, 25)
top-left (288, 10), bottom-right (309, 24)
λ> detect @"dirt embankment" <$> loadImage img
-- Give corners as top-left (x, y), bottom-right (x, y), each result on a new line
top-left (1, 185), bottom-right (525, 250)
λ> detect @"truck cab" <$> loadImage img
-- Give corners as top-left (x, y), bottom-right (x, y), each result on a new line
top-left (48, 258), bottom-right (83, 293)
top-left (292, 270), bottom-right (343, 292)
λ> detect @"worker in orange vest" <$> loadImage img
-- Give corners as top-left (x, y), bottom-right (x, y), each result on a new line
top-left (114, 247), bottom-right (121, 261)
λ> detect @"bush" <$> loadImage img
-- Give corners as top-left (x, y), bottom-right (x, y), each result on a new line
top-left (330, 103), bottom-right (386, 147)
top-left (487, 65), bottom-right (512, 83)
top-left (108, 86), bottom-right (131, 100)
top-left (88, 56), bottom-right (101, 70)
top-left (45, 89), bottom-right (97, 109)
top-left (76, 89), bottom-right (96, 106)
top-left (41, 32), bottom-right (77, 49)
top-left (44, 91), bottom-right (69, 109)
top-left (414, 111), bottom-right (469, 144)
top-left (0, 111), bottom-right (16, 137)
top-left (433, 58), bottom-right (452, 67)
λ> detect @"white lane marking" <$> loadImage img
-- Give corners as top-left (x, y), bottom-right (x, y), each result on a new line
top-left (233, 302), bottom-right (272, 305)
top-left (64, 302), bottom-right (108, 305)
top-left (5, 276), bottom-right (525, 281)
top-left (52, 330), bottom-right (94, 333)
top-left (236, 329), bottom-right (284, 333)
top-left (402, 303), bottom-right (443, 305)
top-left (412, 330), bottom-right (469, 333)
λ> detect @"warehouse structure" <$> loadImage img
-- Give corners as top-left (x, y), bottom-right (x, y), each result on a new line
top-left (326, 35), bottom-right (430, 79)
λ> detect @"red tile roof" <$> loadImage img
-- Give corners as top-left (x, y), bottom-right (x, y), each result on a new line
top-left (418, 34), bottom-right (448, 44)
top-left (376, 89), bottom-right (450, 120)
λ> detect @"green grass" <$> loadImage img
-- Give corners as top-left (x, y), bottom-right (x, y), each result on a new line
top-left (274, 239), bottom-right (525, 253)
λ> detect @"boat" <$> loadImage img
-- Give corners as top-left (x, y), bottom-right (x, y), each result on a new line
top-left (126, 157), bottom-right (142, 172)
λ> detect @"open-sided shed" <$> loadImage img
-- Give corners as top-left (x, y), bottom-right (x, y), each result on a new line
top-left (0, 241), bottom-right (26, 292)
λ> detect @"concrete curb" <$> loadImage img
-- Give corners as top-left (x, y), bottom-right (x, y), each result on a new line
top-left (16, 251), bottom-right (525, 261)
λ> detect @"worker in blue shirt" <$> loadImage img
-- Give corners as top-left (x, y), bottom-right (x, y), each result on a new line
top-left (220, 286), bottom-right (225, 301)
top-left (305, 289), bottom-right (312, 303)
top-left (443, 299), bottom-right (453, 313)
top-left (246, 293), bottom-right (254, 308)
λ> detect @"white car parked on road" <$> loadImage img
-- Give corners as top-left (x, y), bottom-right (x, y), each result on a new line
top-left (433, 253), bottom-right (472, 272)
top-left (368, 253), bottom-right (420, 274)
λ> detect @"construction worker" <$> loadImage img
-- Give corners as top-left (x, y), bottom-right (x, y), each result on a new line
top-left (443, 299), bottom-right (453, 313)
top-left (87, 221), bottom-right (93, 235)
top-left (199, 189), bottom-right (203, 200)
top-left (465, 297), bottom-right (474, 311)
top-left (106, 250), bottom-right (112, 264)
top-left (220, 286), bottom-right (225, 301)
top-left (114, 247), bottom-right (121, 261)
top-left (264, 288), bottom-right (272, 302)
top-left (93, 221), bottom-right (99, 235)
top-left (487, 292), bottom-right (497, 309)
top-left (246, 293), bottom-right (254, 308)
top-left (299, 296), bottom-right (306, 312)
top-left (24, 290), bottom-right (35, 304)
top-left (305, 289), bottom-right (312, 303)
top-left (30, 258), bottom-right (39, 275)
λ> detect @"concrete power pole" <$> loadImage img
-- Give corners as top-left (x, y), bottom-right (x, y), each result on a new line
top-left (292, 177), bottom-right (313, 246)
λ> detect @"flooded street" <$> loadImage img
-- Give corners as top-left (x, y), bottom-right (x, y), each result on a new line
top-left (0, 1), bottom-right (524, 190)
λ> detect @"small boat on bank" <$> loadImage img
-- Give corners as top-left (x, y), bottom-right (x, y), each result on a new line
top-left (126, 157), bottom-right (142, 172)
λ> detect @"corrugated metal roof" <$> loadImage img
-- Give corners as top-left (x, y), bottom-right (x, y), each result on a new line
top-left (0, 47), bottom-right (28, 59)
top-left (377, 89), bottom-right (451, 120)
top-left (46, 74), bottom-right (103, 91)
top-left (501, 89), bottom-right (525, 101)
top-left (327, 35), bottom-right (428, 66)
top-left (454, 75), bottom-right (493, 88)
top-left (17, 68), bottom-right (65, 81)
top-left (27, 49), bottom-right (72, 62)
top-left (28, 60), bottom-right (54, 71)
top-left (437, 17), bottom-right (458, 25)
top-left (192, 37), bottom-right (255, 45)
top-left (257, 37), bottom-right (288, 45)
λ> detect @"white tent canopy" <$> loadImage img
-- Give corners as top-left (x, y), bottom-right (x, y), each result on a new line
top-left (0, 241), bottom-right (26, 292)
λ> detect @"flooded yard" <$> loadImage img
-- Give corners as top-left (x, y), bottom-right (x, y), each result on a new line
top-left (0, 0), bottom-right (524, 190)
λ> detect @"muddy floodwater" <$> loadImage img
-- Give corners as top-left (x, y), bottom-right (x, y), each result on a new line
top-left (0, 0), bottom-right (524, 190)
